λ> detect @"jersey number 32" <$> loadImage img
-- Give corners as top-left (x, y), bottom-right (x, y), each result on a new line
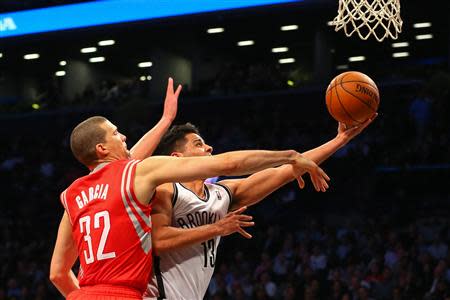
top-left (79, 210), bottom-right (116, 264)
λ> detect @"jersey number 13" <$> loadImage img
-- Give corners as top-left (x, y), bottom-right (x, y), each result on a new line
top-left (201, 239), bottom-right (216, 268)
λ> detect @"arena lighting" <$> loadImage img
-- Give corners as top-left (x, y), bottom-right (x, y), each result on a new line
top-left (271, 47), bottom-right (289, 53)
top-left (336, 64), bottom-right (349, 70)
top-left (81, 47), bottom-right (97, 53)
top-left (55, 70), bottom-right (66, 76)
top-left (138, 61), bottom-right (152, 68)
top-left (89, 56), bottom-right (105, 63)
top-left (24, 53), bottom-right (39, 60)
top-left (348, 56), bottom-right (365, 62)
top-left (413, 22), bottom-right (432, 28)
top-left (139, 76), bottom-right (146, 81)
top-left (207, 28), bottom-right (224, 34)
top-left (392, 52), bottom-right (409, 58)
top-left (0, 53), bottom-right (2, 58)
top-left (237, 40), bottom-right (254, 46)
top-left (59, 60), bottom-right (67, 66)
top-left (146, 75), bottom-right (152, 80)
top-left (279, 58), bottom-right (295, 64)
top-left (280, 25), bottom-right (298, 31)
top-left (98, 40), bottom-right (115, 46)
top-left (392, 42), bottom-right (409, 48)
top-left (415, 34), bottom-right (433, 40)
top-left (0, 0), bottom-right (299, 38)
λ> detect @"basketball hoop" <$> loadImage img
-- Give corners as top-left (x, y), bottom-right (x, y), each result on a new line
top-left (331, 0), bottom-right (403, 42)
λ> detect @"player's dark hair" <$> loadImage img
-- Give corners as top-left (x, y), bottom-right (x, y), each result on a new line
top-left (154, 123), bottom-right (200, 155)
top-left (70, 116), bottom-right (108, 167)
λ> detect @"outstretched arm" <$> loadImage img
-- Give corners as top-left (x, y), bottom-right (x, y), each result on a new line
top-left (134, 148), bottom-right (330, 205)
top-left (223, 116), bottom-right (377, 211)
top-left (151, 184), bottom-right (254, 254)
top-left (49, 212), bottom-right (80, 297)
top-left (130, 78), bottom-right (182, 159)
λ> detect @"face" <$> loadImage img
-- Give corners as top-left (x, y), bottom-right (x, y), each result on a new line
top-left (174, 133), bottom-right (213, 157)
top-left (100, 120), bottom-right (130, 160)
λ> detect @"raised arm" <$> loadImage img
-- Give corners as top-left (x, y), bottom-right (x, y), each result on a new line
top-left (49, 212), bottom-right (80, 297)
top-left (133, 149), bottom-right (329, 205)
top-left (151, 184), bottom-right (254, 254)
top-left (223, 116), bottom-right (377, 210)
top-left (130, 78), bottom-right (182, 159)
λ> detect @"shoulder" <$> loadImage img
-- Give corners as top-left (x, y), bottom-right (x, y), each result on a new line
top-left (155, 183), bottom-right (175, 200)
top-left (215, 179), bottom-right (239, 195)
top-left (152, 183), bottom-right (176, 212)
top-left (210, 182), bottom-right (233, 200)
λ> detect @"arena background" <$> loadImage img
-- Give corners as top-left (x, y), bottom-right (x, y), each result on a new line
top-left (0, 0), bottom-right (449, 299)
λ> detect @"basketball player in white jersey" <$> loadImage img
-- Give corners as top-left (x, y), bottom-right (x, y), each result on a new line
top-left (145, 115), bottom-right (376, 300)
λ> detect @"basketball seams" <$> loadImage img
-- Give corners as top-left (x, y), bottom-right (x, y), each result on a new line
top-left (326, 71), bottom-right (379, 126)
top-left (339, 82), bottom-right (379, 112)
top-left (327, 80), bottom-right (379, 92)
top-left (335, 74), bottom-right (363, 125)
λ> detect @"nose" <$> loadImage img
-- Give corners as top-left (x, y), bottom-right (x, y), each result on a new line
top-left (205, 144), bottom-right (213, 154)
top-left (121, 134), bottom-right (127, 142)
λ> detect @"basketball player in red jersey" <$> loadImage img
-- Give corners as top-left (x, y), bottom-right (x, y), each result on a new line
top-left (49, 79), bottom-right (331, 299)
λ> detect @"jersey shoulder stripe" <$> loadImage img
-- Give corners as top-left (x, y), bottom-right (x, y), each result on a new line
top-left (120, 159), bottom-right (152, 254)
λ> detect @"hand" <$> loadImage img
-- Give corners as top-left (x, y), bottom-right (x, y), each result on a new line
top-left (292, 154), bottom-right (330, 192)
top-left (215, 206), bottom-right (255, 239)
top-left (337, 113), bottom-right (378, 143)
top-left (162, 77), bottom-right (182, 122)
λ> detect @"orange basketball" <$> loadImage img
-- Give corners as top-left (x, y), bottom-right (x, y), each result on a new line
top-left (325, 71), bottom-right (380, 126)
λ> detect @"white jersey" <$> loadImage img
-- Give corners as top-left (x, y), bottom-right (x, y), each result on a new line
top-left (145, 182), bottom-right (232, 300)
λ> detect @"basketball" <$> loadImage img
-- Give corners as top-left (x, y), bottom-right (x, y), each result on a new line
top-left (325, 71), bottom-right (380, 126)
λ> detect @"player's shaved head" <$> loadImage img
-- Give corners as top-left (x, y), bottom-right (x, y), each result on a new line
top-left (155, 123), bottom-right (200, 155)
top-left (70, 116), bottom-right (108, 167)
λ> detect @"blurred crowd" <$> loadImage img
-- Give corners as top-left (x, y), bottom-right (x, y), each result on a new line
top-left (206, 212), bottom-right (450, 300)
top-left (1, 74), bottom-right (449, 299)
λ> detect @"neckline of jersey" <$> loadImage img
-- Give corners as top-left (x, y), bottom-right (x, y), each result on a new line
top-left (178, 182), bottom-right (210, 202)
top-left (90, 162), bottom-right (110, 174)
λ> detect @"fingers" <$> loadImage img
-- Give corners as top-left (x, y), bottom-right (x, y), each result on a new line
top-left (221, 210), bottom-right (254, 238)
top-left (239, 220), bottom-right (255, 227)
top-left (297, 175), bottom-right (305, 189)
top-left (309, 167), bottom-right (330, 192)
top-left (175, 84), bottom-right (182, 98)
top-left (238, 215), bottom-right (253, 221)
top-left (238, 228), bottom-right (253, 239)
top-left (319, 167), bottom-right (330, 182)
top-left (361, 113), bottom-right (378, 128)
top-left (167, 77), bottom-right (174, 94)
top-left (229, 206), bottom-right (247, 215)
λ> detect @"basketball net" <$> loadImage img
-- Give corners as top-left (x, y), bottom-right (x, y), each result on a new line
top-left (331, 0), bottom-right (403, 42)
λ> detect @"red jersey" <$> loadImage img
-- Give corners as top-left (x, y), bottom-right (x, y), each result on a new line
top-left (61, 159), bottom-right (153, 294)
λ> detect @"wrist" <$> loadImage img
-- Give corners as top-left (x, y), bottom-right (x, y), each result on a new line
top-left (334, 135), bottom-right (349, 148)
top-left (289, 150), bottom-right (302, 164)
top-left (210, 222), bottom-right (223, 236)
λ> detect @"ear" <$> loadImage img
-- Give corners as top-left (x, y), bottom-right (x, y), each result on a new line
top-left (95, 143), bottom-right (109, 158)
top-left (170, 152), bottom-right (183, 157)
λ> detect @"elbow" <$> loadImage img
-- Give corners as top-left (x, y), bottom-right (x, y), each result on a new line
top-left (49, 271), bottom-right (63, 286)
top-left (153, 240), bottom-right (170, 255)
top-left (49, 263), bottom-right (67, 286)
